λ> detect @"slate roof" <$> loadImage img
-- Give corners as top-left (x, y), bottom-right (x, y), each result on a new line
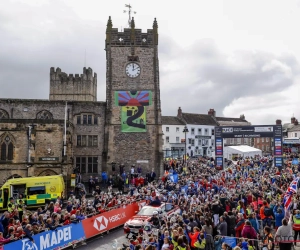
top-left (288, 125), bottom-right (300, 132)
top-left (216, 117), bottom-right (248, 123)
top-left (161, 116), bottom-right (186, 125)
top-left (181, 113), bottom-right (218, 126)
top-left (283, 123), bottom-right (295, 132)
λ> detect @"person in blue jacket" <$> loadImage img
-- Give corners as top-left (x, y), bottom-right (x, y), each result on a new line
top-left (101, 170), bottom-right (108, 189)
top-left (273, 204), bottom-right (285, 230)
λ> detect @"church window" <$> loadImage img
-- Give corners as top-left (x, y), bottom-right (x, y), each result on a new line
top-left (76, 156), bottom-right (97, 173)
top-left (87, 115), bottom-right (92, 124)
top-left (77, 135), bottom-right (98, 147)
top-left (1, 143), bottom-right (6, 160)
top-left (88, 157), bottom-right (98, 173)
top-left (77, 116), bottom-right (81, 124)
top-left (0, 136), bottom-right (14, 161)
top-left (81, 135), bottom-right (87, 146)
top-left (7, 143), bottom-right (13, 160)
top-left (76, 157), bottom-right (86, 174)
top-left (77, 136), bottom-right (81, 146)
top-left (76, 113), bottom-right (98, 125)
top-left (36, 110), bottom-right (53, 120)
top-left (0, 109), bottom-right (9, 119)
top-left (83, 115), bottom-right (87, 125)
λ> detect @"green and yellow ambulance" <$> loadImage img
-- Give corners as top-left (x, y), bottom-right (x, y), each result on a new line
top-left (0, 175), bottom-right (65, 210)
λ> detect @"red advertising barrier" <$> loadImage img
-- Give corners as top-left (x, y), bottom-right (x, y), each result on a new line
top-left (82, 201), bottom-right (144, 238)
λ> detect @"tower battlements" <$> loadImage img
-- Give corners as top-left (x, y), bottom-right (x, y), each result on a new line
top-left (49, 67), bottom-right (97, 102)
top-left (105, 16), bottom-right (158, 47)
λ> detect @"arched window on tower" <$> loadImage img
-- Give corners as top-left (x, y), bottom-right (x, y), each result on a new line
top-left (0, 136), bottom-right (14, 161)
top-left (36, 110), bottom-right (53, 120)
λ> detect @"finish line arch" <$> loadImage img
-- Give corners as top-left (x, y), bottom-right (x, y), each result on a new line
top-left (215, 125), bottom-right (283, 169)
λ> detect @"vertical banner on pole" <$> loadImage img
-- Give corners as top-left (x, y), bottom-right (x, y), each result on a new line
top-left (274, 125), bottom-right (283, 170)
top-left (215, 127), bottom-right (223, 169)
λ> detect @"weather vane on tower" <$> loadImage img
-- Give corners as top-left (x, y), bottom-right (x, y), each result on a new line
top-left (123, 4), bottom-right (137, 27)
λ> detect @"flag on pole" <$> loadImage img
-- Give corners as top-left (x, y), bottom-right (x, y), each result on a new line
top-left (284, 177), bottom-right (299, 211)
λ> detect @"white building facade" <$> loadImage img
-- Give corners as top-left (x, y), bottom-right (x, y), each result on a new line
top-left (162, 116), bottom-right (186, 158)
top-left (177, 107), bottom-right (218, 158)
top-left (185, 124), bottom-right (216, 157)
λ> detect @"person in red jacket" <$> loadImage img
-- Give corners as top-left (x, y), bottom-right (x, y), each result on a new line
top-left (235, 213), bottom-right (245, 237)
top-left (0, 232), bottom-right (11, 245)
top-left (241, 220), bottom-right (257, 239)
top-left (188, 226), bottom-right (200, 250)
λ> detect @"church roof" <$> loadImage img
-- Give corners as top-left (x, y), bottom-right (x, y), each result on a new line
top-left (162, 116), bottom-right (185, 125)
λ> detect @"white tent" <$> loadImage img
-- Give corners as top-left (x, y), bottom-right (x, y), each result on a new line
top-left (224, 145), bottom-right (262, 160)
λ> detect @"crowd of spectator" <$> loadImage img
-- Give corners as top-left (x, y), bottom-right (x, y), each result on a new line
top-left (121, 153), bottom-right (300, 250)
top-left (0, 153), bottom-right (300, 250)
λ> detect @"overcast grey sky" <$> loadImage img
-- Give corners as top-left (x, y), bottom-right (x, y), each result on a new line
top-left (0, 0), bottom-right (299, 125)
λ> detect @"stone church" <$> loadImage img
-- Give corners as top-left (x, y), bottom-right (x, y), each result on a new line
top-left (0, 17), bottom-right (163, 184)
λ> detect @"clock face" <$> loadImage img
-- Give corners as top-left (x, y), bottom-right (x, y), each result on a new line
top-left (125, 63), bottom-right (141, 78)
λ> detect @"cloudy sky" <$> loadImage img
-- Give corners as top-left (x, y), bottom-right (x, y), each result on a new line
top-left (1, 0), bottom-right (300, 125)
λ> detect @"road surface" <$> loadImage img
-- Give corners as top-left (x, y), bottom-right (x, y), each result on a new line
top-left (75, 227), bottom-right (128, 250)
top-left (72, 226), bottom-right (300, 250)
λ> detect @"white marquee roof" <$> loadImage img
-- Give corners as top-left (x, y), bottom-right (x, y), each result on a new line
top-left (226, 145), bottom-right (261, 153)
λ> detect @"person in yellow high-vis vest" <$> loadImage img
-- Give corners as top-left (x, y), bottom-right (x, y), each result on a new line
top-left (7, 197), bottom-right (15, 213)
top-left (293, 210), bottom-right (300, 245)
top-left (17, 199), bottom-right (24, 220)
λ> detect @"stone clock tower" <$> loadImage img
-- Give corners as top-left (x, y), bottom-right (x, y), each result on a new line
top-left (104, 16), bottom-right (163, 176)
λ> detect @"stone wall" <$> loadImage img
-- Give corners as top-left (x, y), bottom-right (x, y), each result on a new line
top-left (49, 67), bottom-right (97, 102)
top-left (0, 99), bottom-right (106, 183)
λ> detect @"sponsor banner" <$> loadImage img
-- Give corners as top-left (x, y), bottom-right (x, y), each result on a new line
top-left (216, 157), bottom-right (223, 166)
top-left (222, 128), bottom-right (233, 133)
top-left (195, 135), bottom-right (211, 139)
top-left (82, 202), bottom-right (142, 238)
top-left (4, 223), bottom-right (85, 250)
top-left (284, 139), bottom-right (300, 144)
top-left (254, 127), bottom-right (273, 132)
top-left (275, 157), bottom-right (283, 167)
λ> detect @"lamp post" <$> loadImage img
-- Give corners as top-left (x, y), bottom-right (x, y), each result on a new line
top-left (183, 126), bottom-right (189, 165)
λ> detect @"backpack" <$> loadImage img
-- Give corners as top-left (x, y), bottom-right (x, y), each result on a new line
top-left (264, 207), bottom-right (272, 217)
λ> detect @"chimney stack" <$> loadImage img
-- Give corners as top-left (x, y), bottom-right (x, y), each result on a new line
top-left (240, 114), bottom-right (245, 120)
top-left (208, 108), bottom-right (216, 117)
top-left (295, 119), bottom-right (299, 125)
top-left (291, 117), bottom-right (296, 124)
top-left (177, 107), bottom-right (182, 118)
top-left (276, 119), bottom-right (282, 125)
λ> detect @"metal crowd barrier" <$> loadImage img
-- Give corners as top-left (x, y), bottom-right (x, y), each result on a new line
top-left (214, 235), bottom-right (263, 250)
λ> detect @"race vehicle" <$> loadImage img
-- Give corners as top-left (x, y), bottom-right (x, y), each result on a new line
top-left (123, 202), bottom-right (180, 235)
